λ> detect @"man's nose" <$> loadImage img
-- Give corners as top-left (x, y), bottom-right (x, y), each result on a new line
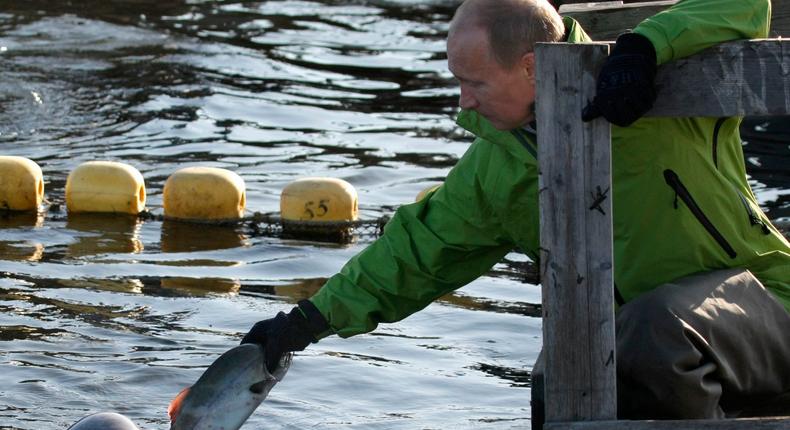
top-left (459, 86), bottom-right (478, 110)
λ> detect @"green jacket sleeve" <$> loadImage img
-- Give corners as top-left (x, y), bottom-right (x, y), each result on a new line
top-left (309, 140), bottom-right (516, 338)
top-left (634, 0), bottom-right (770, 65)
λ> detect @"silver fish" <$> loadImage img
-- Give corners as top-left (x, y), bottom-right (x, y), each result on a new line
top-left (169, 343), bottom-right (291, 430)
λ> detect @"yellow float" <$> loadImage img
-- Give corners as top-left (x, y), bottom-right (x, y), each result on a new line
top-left (280, 177), bottom-right (358, 222)
top-left (415, 183), bottom-right (442, 202)
top-left (0, 156), bottom-right (44, 211)
top-left (163, 167), bottom-right (246, 221)
top-left (66, 161), bottom-right (146, 214)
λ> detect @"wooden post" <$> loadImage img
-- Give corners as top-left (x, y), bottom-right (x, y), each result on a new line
top-left (536, 42), bottom-right (615, 422)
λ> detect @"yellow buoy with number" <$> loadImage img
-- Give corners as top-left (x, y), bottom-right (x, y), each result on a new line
top-left (66, 161), bottom-right (146, 215)
top-left (280, 177), bottom-right (358, 222)
top-left (163, 167), bottom-right (246, 220)
top-left (0, 156), bottom-right (44, 211)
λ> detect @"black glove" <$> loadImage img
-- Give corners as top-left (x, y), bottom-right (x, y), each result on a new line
top-left (581, 32), bottom-right (657, 127)
top-left (241, 299), bottom-right (330, 373)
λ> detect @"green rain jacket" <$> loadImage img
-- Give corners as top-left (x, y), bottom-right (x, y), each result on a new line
top-left (310, 0), bottom-right (790, 339)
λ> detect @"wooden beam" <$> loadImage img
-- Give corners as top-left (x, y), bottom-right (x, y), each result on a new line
top-left (545, 417), bottom-right (790, 430)
top-left (561, 1), bottom-right (676, 40)
top-left (647, 39), bottom-right (790, 117)
top-left (560, 0), bottom-right (790, 40)
top-left (775, 0), bottom-right (790, 37)
top-left (536, 42), bottom-right (616, 422)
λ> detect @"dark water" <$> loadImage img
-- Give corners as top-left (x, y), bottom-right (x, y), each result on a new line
top-left (0, 2), bottom-right (787, 429)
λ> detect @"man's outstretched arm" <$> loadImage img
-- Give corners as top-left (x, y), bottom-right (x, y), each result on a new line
top-left (243, 139), bottom-right (517, 368)
top-left (309, 141), bottom-right (516, 338)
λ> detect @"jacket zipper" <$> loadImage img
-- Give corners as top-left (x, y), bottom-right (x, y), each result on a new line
top-left (711, 117), bottom-right (727, 169)
top-left (734, 187), bottom-right (771, 235)
top-left (663, 169), bottom-right (737, 259)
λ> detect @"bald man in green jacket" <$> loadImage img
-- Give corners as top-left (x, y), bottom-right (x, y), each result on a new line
top-left (243, 0), bottom-right (790, 419)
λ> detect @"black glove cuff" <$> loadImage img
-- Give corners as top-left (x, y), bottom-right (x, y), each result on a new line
top-left (612, 32), bottom-right (657, 65)
top-left (290, 299), bottom-right (331, 341)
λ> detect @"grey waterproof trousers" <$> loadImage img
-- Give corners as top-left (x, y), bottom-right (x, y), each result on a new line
top-left (617, 268), bottom-right (790, 419)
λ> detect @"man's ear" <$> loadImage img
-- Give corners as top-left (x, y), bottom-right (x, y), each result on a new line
top-left (521, 52), bottom-right (536, 80)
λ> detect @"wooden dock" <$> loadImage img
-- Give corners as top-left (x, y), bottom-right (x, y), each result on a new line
top-left (534, 1), bottom-right (790, 429)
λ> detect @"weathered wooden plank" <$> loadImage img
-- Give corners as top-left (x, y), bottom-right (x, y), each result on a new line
top-left (560, 1), bottom-right (676, 40)
top-left (647, 39), bottom-right (790, 117)
top-left (775, 0), bottom-right (790, 38)
top-left (536, 42), bottom-right (616, 422)
top-left (560, 0), bottom-right (790, 40)
top-left (545, 417), bottom-right (790, 430)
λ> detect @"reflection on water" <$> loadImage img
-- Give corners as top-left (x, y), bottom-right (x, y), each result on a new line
top-left (439, 292), bottom-right (542, 318)
top-left (0, 211), bottom-right (44, 229)
top-left (0, 0), bottom-right (786, 429)
top-left (160, 277), bottom-right (241, 296)
top-left (742, 117), bottom-right (790, 219)
top-left (0, 324), bottom-right (70, 342)
top-left (58, 277), bottom-right (145, 295)
top-left (271, 277), bottom-right (326, 302)
top-left (66, 213), bottom-right (144, 257)
top-left (0, 211), bottom-right (45, 261)
top-left (472, 362), bottom-right (533, 388)
top-left (160, 220), bottom-right (248, 253)
top-left (0, 241), bottom-right (44, 262)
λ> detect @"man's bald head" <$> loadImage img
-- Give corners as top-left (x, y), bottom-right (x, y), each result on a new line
top-left (449, 0), bottom-right (564, 69)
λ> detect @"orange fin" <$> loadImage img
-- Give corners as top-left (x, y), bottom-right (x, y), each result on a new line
top-left (168, 387), bottom-right (191, 423)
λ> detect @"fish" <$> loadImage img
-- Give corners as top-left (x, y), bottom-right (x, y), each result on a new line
top-left (67, 412), bottom-right (141, 430)
top-left (169, 343), bottom-right (291, 430)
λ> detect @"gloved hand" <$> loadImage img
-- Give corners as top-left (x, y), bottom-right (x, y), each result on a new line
top-left (241, 299), bottom-right (330, 373)
top-left (581, 32), bottom-right (657, 127)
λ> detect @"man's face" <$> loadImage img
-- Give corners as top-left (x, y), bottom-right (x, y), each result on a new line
top-left (447, 26), bottom-right (536, 130)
